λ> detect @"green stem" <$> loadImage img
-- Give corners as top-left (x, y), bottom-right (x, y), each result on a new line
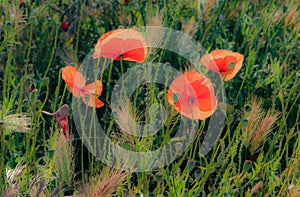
top-left (43, 25), bottom-right (59, 79)
top-left (18, 23), bottom-right (33, 111)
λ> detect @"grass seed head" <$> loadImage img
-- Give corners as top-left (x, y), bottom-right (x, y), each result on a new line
top-left (242, 96), bottom-right (280, 155)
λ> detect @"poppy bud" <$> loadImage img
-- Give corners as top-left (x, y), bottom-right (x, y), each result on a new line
top-left (187, 160), bottom-right (196, 171)
top-left (19, 2), bottom-right (25, 9)
top-left (29, 84), bottom-right (35, 92)
top-left (60, 22), bottom-right (69, 31)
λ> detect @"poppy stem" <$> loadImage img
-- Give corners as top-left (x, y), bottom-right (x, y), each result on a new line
top-left (40, 110), bottom-right (54, 116)
top-left (120, 56), bottom-right (124, 76)
top-left (120, 56), bottom-right (126, 97)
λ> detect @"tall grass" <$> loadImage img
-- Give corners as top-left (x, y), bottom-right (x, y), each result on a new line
top-left (0, 0), bottom-right (299, 196)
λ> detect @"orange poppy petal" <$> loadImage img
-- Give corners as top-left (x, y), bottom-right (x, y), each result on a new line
top-left (183, 72), bottom-right (207, 83)
top-left (82, 94), bottom-right (104, 108)
top-left (197, 95), bottom-right (218, 112)
top-left (82, 80), bottom-right (103, 95)
top-left (173, 93), bottom-right (217, 118)
top-left (190, 81), bottom-right (211, 98)
top-left (221, 54), bottom-right (243, 81)
top-left (171, 95), bottom-right (217, 120)
top-left (93, 29), bottom-right (148, 63)
top-left (168, 76), bottom-right (188, 98)
top-left (116, 48), bottom-right (147, 63)
top-left (97, 29), bottom-right (125, 43)
top-left (200, 49), bottom-right (244, 81)
top-left (62, 66), bottom-right (86, 97)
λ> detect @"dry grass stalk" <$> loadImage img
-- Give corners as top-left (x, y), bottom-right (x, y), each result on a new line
top-left (242, 96), bottom-right (280, 155)
top-left (250, 181), bottom-right (263, 196)
top-left (146, 6), bottom-right (164, 27)
top-left (1, 186), bottom-right (18, 197)
top-left (5, 163), bottom-right (24, 186)
top-left (31, 180), bottom-right (47, 197)
top-left (111, 99), bottom-right (138, 136)
top-left (110, 99), bottom-right (137, 149)
top-left (3, 163), bottom-right (24, 197)
top-left (79, 166), bottom-right (128, 197)
top-left (284, 4), bottom-right (300, 28)
top-left (182, 16), bottom-right (198, 38)
top-left (0, 0), bottom-right (27, 26)
top-left (287, 184), bottom-right (300, 197)
top-left (53, 132), bottom-right (74, 187)
top-left (1, 113), bottom-right (31, 133)
top-left (267, 3), bottom-right (300, 28)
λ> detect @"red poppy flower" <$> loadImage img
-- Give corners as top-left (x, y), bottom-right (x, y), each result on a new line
top-left (93, 29), bottom-right (148, 63)
top-left (18, 2), bottom-right (25, 8)
top-left (53, 104), bottom-right (69, 139)
top-left (200, 49), bottom-right (244, 81)
top-left (29, 84), bottom-right (35, 92)
top-left (167, 72), bottom-right (218, 120)
top-left (124, 0), bottom-right (130, 3)
top-left (62, 66), bottom-right (104, 108)
top-left (60, 22), bottom-right (69, 31)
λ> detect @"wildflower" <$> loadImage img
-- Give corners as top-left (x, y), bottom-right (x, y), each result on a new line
top-left (124, 0), bottom-right (130, 4)
top-left (53, 104), bottom-right (69, 139)
top-left (167, 72), bottom-right (217, 120)
top-left (93, 29), bottom-right (148, 63)
top-left (62, 66), bottom-right (104, 108)
top-left (29, 84), bottom-right (35, 92)
top-left (41, 104), bottom-right (70, 138)
top-left (18, 2), bottom-right (25, 9)
top-left (60, 22), bottom-right (69, 31)
top-left (200, 49), bottom-right (244, 81)
top-left (219, 14), bottom-right (225, 21)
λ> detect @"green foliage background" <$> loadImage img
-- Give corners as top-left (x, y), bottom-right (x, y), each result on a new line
top-left (0, 0), bottom-right (299, 196)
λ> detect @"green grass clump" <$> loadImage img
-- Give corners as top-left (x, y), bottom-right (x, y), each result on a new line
top-left (0, 0), bottom-right (299, 196)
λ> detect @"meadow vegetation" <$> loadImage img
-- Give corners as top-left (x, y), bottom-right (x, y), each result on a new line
top-left (0, 0), bottom-right (299, 196)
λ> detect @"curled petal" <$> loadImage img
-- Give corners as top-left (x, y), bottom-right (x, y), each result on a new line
top-left (62, 66), bottom-right (86, 97)
top-left (82, 94), bottom-right (104, 108)
top-left (82, 80), bottom-right (103, 95)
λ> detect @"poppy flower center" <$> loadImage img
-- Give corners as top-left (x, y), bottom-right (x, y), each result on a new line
top-left (219, 61), bottom-right (236, 73)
